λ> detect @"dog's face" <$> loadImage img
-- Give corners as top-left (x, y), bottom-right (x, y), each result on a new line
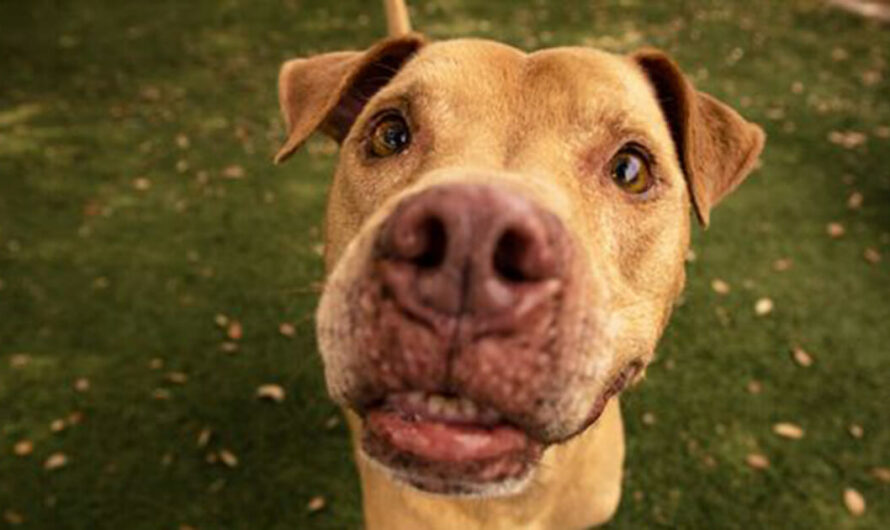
top-left (277, 36), bottom-right (763, 496)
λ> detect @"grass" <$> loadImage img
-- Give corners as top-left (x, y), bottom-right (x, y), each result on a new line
top-left (0, 0), bottom-right (888, 528)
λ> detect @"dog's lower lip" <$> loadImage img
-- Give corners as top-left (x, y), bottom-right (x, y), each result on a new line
top-left (366, 409), bottom-right (531, 463)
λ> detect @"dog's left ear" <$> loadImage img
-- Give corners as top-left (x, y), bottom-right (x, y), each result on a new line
top-left (275, 34), bottom-right (426, 164)
top-left (632, 49), bottom-right (765, 226)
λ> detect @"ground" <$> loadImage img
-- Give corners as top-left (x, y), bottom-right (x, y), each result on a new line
top-left (0, 0), bottom-right (888, 529)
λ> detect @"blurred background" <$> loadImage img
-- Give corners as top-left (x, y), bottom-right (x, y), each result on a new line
top-left (0, 0), bottom-right (888, 528)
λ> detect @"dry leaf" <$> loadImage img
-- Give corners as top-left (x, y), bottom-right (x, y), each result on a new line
top-left (13, 440), bottom-right (33, 457)
top-left (828, 131), bottom-right (866, 149)
top-left (219, 341), bottom-right (239, 353)
top-left (74, 377), bottom-right (90, 392)
top-left (176, 134), bottom-right (191, 149)
top-left (67, 411), bottom-right (84, 426)
top-left (132, 177), bottom-right (152, 191)
top-left (863, 247), bottom-right (881, 264)
top-left (871, 467), bottom-right (890, 483)
top-left (214, 314), bottom-right (229, 327)
top-left (746, 380), bottom-right (762, 394)
top-left (9, 354), bottom-right (30, 368)
top-left (227, 321), bottom-right (243, 341)
top-left (324, 416), bottom-right (341, 430)
top-left (219, 449), bottom-right (239, 468)
top-left (773, 422), bottom-right (805, 440)
top-left (44, 452), bottom-right (68, 470)
top-left (197, 427), bottom-right (212, 448)
top-left (746, 453), bottom-right (770, 470)
top-left (686, 248), bottom-right (697, 262)
top-left (755, 298), bottom-right (774, 316)
top-left (278, 322), bottom-right (296, 337)
top-left (772, 258), bottom-right (792, 272)
top-left (843, 488), bottom-right (866, 516)
top-left (222, 165), bottom-right (245, 179)
top-left (848, 424), bottom-right (864, 439)
top-left (847, 191), bottom-right (863, 210)
top-left (256, 384), bottom-right (286, 403)
top-left (165, 372), bottom-right (189, 384)
top-left (50, 419), bottom-right (67, 433)
top-left (3, 510), bottom-right (24, 525)
top-left (875, 125), bottom-right (890, 138)
top-left (826, 222), bottom-right (846, 238)
top-left (791, 346), bottom-right (813, 367)
top-left (711, 279), bottom-right (731, 295)
top-left (152, 388), bottom-right (172, 400)
top-left (307, 496), bottom-right (326, 513)
top-left (641, 412), bottom-right (656, 425)
top-left (149, 357), bottom-right (164, 370)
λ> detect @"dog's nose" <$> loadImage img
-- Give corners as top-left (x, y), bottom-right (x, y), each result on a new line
top-left (378, 184), bottom-right (567, 319)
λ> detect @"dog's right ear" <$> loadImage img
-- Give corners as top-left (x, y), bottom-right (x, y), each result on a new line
top-left (275, 34), bottom-right (426, 164)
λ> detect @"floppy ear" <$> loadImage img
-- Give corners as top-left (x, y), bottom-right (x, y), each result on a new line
top-left (632, 49), bottom-right (765, 226)
top-left (275, 34), bottom-right (426, 164)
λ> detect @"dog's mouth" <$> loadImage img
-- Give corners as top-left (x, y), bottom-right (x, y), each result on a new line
top-left (361, 392), bottom-right (543, 495)
top-left (359, 362), bottom-right (641, 496)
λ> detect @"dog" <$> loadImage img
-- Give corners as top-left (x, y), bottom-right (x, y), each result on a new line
top-left (275, 1), bottom-right (764, 528)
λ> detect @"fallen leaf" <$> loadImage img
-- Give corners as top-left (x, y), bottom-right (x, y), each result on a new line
top-left (642, 412), bottom-right (656, 425)
top-left (848, 424), bottom-right (864, 439)
top-left (256, 384), bottom-right (286, 403)
top-left (10, 354), bottom-right (31, 368)
top-left (44, 452), bottom-right (68, 471)
top-left (50, 419), bottom-right (67, 433)
top-left (325, 416), bottom-right (340, 430)
top-left (791, 345), bottom-right (813, 367)
top-left (307, 496), bottom-right (326, 513)
top-left (711, 279), bottom-right (731, 295)
top-left (828, 130), bottom-right (866, 148)
top-left (165, 372), bottom-right (189, 384)
top-left (222, 165), bottom-right (245, 179)
top-left (219, 341), bottom-right (239, 353)
top-left (686, 248), bottom-right (697, 262)
top-left (746, 453), bottom-right (770, 470)
top-left (74, 377), bottom-right (90, 392)
top-left (152, 388), bottom-right (172, 400)
top-left (746, 380), bottom-right (762, 394)
top-left (847, 191), bottom-right (863, 210)
top-left (755, 298), bottom-right (774, 316)
top-left (278, 322), bottom-right (296, 337)
top-left (863, 247), bottom-right (881, 264)
top-left (13, 440), bottom-right (33, 456)
top-left (67, 411), bottom-right (84, 426)
top-left (140, 85), bottom-right (161, 101)
top-left (176, 134), bottom-right (191, 149)
top-left (132, 177), bottom-right (152, 191)
top-left (872, 467), bottom-right (890, 483)
top-left (826, 222), bottom-right (846, 238)
top-left (197, 427), bottom-right (212, 448)
top-left (875, 125), bottom-right (890, 138)
top-left (219, 449), bottom-right (238, 468)
top-left (773, 422), bottom-right (805, 440)
top-left (3, 510), bottom-right (24, 525)
top-left (772, 258), bottom-right (792, 272)
top-left (843, 488), bottom-right (866, 516)
top-left (214, 314), bottom-right (229, 327)
top-left (227, 321), bottom-right (243, 341)
top-left (149, 358), bottom-right (164, 370)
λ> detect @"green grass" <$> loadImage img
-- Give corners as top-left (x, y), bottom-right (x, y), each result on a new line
top-left (0, 1), bottom-right (888, 528)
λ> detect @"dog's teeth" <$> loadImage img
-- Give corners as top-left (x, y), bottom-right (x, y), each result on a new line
top-left (459, 398), bottom-right (478, 418)
top-left (427, 395), bottom-right (447, 415)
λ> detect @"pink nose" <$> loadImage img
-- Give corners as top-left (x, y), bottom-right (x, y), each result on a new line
top-left (377, 183), bottom-right (568, 321)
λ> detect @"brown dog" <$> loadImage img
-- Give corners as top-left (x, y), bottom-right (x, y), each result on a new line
top-left (275, 2), bottom-right (764, 528)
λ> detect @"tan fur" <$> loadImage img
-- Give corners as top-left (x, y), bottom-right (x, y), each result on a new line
top-left (277, 34), bottom-right (763, 530)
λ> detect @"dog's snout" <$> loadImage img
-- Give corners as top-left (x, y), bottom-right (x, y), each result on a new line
top-left (378, 183), bottom-right (567, 319)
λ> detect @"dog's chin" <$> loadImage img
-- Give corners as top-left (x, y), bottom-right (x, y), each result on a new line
top-left (353, 363), bottom-right (639, 498)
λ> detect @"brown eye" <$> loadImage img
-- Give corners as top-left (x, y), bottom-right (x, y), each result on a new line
top-left (369, 114), bottom-right (411, 157)
top-left (610, 149), bottom-right (654, 194)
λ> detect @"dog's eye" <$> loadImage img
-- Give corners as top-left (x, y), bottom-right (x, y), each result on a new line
top-left (369, 114), bottom-right (411, 157)
top-left (609, 149), bottom-right (653, 194)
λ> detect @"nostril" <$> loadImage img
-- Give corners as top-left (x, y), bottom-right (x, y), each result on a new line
top-left (493, 229), bottom-right (534, 283)
top-left (413, 216), bottom-right (447, 269)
